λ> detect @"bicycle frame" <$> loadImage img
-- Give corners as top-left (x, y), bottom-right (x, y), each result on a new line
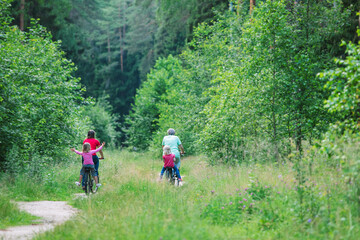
top-left (164, 167), bottom-right (179, 186)
top-left (83, 167), bottom-right (95, 195)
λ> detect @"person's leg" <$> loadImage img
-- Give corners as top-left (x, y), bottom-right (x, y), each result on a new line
top-left (173, 166), bottom-right (181, 180)
top-left (174, 155), bottom-right (181, 169)
top-left (93, 155), bottom-right (99, 175)
top-left (81, 157), bottom-right (85, 186)
top-left (77, 167), bottom-right (85, 187)
top-left (160, 167), bottom-right (166, 179)
top-left (94, 176), bottom-right (99, 184)
top-left (91, 167), bottom-right (101, 187)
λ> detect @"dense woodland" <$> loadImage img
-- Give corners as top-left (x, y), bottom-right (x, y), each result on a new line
top-left (1, 1), bottom-right (360, 238)
top-left (1, 0), bottom-right (360, 170)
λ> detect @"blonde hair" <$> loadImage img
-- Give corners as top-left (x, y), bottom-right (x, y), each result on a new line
top-left (163, 145), bottom-right (171, 155)
top-left (82, 142), bottom-right (91, 153)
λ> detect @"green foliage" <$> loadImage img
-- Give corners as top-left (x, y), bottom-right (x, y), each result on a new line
top-left (84, 97), bottom-right (120, 147)
top-left (127, 0), bottom-right (353, 164)
top-left (124, 55), bottom-right (186, 150)
top-left (0, 7), bottom-right (89, 172)
top-left (201, 190), bottom-right (256, 225)
top-left (320, 31), bottom-right (360, 131)
top-left (0, 148), bottom-right (352, 239)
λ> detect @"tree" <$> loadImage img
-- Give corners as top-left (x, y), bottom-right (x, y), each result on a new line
top-left (0, 7), bottom-right (88, 171)
top-left (320, 31), bottom-right (360, 131)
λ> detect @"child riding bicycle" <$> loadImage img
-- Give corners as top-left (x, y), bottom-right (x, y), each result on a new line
top-left (71, 142), bottom-right (105, 188)
top-left (159, 145), bottom-right (182, 181)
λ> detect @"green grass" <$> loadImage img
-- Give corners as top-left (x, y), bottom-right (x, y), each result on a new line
top-left (0, 193), bottom-right (40, 229)
top-left (1, 145), bottom-right (360, 239)
top-left (1, 161), bottom-right (82, 201)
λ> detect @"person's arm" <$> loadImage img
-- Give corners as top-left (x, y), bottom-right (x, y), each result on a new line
top-left (89, 142), bottom-right (105, 155)
top-left (99, 149), bottom-right (104, 159)
top-left (179, 144), bottom-right (185, 154)
top-left (96, 142), bottom-right (105, 159)
top-left (71, 148), bottom-right (83, 155)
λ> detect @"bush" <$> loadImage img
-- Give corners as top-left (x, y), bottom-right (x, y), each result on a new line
top-left (0, 5), bottom-right (89, 171)
top-left (84, 96), bottom-right (120, 147)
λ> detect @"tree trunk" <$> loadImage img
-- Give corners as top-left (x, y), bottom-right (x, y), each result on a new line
top-left (106, 32), bottom-right (111, 88)
top-left (119, 2), bottom-right (127, 72)
top-left (250, 0), bottom-right (256, 14)
top-left (20, 0), bottom-right (25, 31)
top-left (107, 34), bottom-right (111, 64)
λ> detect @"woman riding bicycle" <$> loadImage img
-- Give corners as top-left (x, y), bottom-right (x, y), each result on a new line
top-left (72, 142), bottom-right (105, 188)
top-left (83, 130), bottom-right (104, 176)
top-left (162, 128), bottom-right (185, 169)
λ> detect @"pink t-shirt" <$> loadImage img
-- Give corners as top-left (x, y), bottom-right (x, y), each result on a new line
top-left (75, 145), bottom-right (103, 165)
top-left (163, 154), bottom-right (175, 168)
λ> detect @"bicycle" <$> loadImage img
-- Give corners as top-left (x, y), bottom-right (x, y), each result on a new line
top-left (164, 167), bottom-right (180, 187)
top-left (81, 156), bottom-right (103, 189)
top-left (83, 166), bottom-right (96, 195)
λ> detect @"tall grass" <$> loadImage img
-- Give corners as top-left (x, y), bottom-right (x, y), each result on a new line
top-left (37, 144), bottom-right (360, 239)
top-left (1, 140), bottom-right (359, 239)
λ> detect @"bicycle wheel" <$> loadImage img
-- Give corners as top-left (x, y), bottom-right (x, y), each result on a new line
top-left (84, 172), bottom-right (90, 195)
top-left (174, 178), bottom-right (179, 187)
top-left (165, 168), bottom-right (171, 182)
top-left (89, 174), bottom-right (94, 194)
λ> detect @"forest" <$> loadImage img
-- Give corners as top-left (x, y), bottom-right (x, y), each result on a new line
top-left (1, 0), bottom-right (360, 239)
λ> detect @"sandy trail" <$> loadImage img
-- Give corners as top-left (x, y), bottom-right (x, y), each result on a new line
top-left (0, 201), bottom-right (78, 240)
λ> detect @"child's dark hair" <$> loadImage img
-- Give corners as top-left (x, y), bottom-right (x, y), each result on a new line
top-left (87, 130), bottom-right (96, 139)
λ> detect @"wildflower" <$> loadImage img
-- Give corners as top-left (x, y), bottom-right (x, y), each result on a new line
top-left (239, 193), bottom-right (242, 196)
top-left (236, 188), bottom-right (240, 192)
top-left (307, 219), bottom-right (312, 223)
top-left (245, 188), bottom-right (248, 191)
top-left (265, 186), bottom-right (268, 189)
top-left (250, 203), bottom-right (254, 207)
top-left (278, 175), bottom-right (282, 178)
top-left (221, 207), bottom-right (225, 210)
top-left (250, 193), bottom-right (253, 195)
top-left (229, 202), bottom-right (233, 205)
top-left (277, 192), bottom-right (280, 194)
top-left (211, 190), bottom-right (215, 194)
top-left (243, 205), bottom-right (246, 208)
top-left (239, 201), bottom-right (243, 204)
top-left (243, 198), bottom-right (248, 201)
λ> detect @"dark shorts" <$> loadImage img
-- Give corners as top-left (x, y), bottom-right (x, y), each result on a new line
top-left (80, 164), bottom-right (98, 177)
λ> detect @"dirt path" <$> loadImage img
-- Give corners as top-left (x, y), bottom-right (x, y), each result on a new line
top-left (0, 201), bottom-right (78, 240)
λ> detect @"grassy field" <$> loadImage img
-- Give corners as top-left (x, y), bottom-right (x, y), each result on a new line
top-left (1, 147), bottom-right (359, 239)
